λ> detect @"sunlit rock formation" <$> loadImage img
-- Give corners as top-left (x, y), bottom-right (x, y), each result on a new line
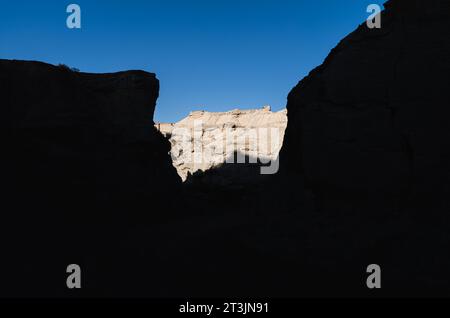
top-left (156, 106), bottom-right (287, 181)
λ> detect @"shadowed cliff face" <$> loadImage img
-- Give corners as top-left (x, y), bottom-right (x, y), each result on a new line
top-left (1, 60), bottom-right (180, 217)
top-left (276, 0), bottom-right (450, 294)
top-left (281, 0), bottom-right (450, 203)
top-left (0, 59), bottom-right (181, 296)
top-left (2, 0), bottom-right (450, 299)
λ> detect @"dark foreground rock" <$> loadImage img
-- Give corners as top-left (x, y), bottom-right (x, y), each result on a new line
top-left (2, 0), bottom-right (450, 298)
top-left (0, 60), bottom-right (181, 296)
top-left (277, 0), bottom-right (450, 295)
top-left (282, 0), bottom-right (450, 202)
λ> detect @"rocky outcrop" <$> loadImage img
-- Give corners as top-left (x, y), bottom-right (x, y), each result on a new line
top-left (155, 122), bottom-right (175, 138)
top-left (157, 106), bottom-right (287, 181)
top-left (281, 0), bottom-right (450, 204)
top-left (3, 0), bottom-right (450, 298)
top-left (1, 59), bottom-right (180, 213)
top-left (0, 59), bottom-right (181, 296)
top-left (277, 0), bottom-right (450, 294)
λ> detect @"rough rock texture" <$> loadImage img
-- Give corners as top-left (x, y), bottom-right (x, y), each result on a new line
top-left (277, 0), bottom-right (450, 294)
top-left (0, 59), bottom-right (181, 296)
top-left (1, 59), bottom-right (180, 212)
top-left (155, 122), bottom-right (175, 138)
top-left (2, 0), bottom-right (450, 298)
top-left (157, 106), bottom-right (287, 181)
top-left (281, 0), bottom-right (450, 201)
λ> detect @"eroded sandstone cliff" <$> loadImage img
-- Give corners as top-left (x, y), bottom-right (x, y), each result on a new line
top-left (157, 106), bottom-right (287, 182)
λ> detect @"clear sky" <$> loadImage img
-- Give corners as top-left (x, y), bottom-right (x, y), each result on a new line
top-left (0, 0), bottom-right (384, 122)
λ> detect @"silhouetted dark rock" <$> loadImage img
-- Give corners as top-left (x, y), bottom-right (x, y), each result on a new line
top-left (0, 59), bottom-right (181, 296)
top-left (185, 151), bottom-right (274, 189)
top-left (1, 59), bottom-right (180, 214)
top-left (282, 0), bottom-right (450, 201)
top-left (2, 0), bottom-right (450, 298)
top-left (277, 0), bottom-right (450, 295)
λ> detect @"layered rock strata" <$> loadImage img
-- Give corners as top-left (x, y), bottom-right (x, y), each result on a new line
top-left (157, 106), bottom-right (287, 181)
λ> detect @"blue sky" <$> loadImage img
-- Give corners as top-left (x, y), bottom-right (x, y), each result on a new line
top-left (0, 0), bottom-right (383, 122)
